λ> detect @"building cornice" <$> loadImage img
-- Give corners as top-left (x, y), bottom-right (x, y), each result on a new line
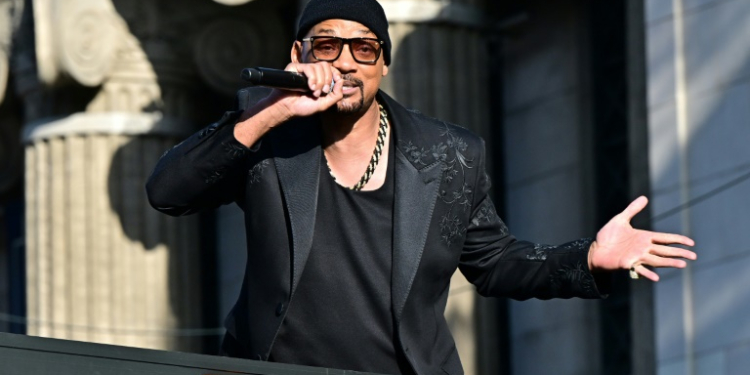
top-left (381, 0), bottom-right (486, 28)
top-left (23, 112), bottom-right (193, 143)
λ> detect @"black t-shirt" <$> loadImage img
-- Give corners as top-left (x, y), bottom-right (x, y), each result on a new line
top-left (270, 135), bottom-right (411, 374)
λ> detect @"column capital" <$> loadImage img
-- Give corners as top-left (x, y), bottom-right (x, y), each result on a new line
top-left (32, 0), bottom-right (123, 87)
top-left (0, 0), bottom-right (14, 105)
top-left (211, 0), bottom-right (255, 5)
top-left (22, 112), bottom-right (193, 143)
top-left (380, 0), bottom-right (487, 28)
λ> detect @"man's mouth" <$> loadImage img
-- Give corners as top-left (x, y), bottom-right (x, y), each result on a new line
top-left (341, 76), bottom-right (363, 95)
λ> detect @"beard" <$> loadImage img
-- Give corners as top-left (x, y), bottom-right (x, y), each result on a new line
top-left (332, 75), bottom-right (366, 114)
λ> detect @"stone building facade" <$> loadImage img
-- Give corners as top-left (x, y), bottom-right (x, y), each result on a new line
top-left (3, 0), bottom-right (747, 374)
top-left (2, 0), bottom-right (498, 373)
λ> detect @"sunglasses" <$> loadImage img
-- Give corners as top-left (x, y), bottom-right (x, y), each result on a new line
top-left (301, 36), bottom-right (384, 64)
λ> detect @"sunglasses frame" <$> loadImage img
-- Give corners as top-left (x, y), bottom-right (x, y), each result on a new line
top-left (300, 36), bottom-right (384, 64)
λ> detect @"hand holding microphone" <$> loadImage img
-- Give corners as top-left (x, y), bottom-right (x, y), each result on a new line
top-left (241, 67), bottom-right (313, 92)
top-left (241, 64), bottom-right (339, 98)
top-left (233, 63), bottom-right (343, 149)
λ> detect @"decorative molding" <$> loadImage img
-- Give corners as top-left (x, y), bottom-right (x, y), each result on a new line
top-left (32, 0), bottom-right (58, 85)
top-left (212, 0), bottom-right (254, 6)
top-left (381, 0), bottom-right (486, 28)
top-left (32, 0), bottom-right (122, 87)
top-left (22, 112), bottom-right (193, 143)
top-left (0, 44), bottom-right (7, 106)
top-left (0, 0), bottom-right (11, 105)
top-left (194, 16), bottom-right (284, 96)
top-left (59, 2), bottom-right (120, 87)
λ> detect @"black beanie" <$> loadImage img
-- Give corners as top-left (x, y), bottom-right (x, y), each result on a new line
top-left (296, 0), bottom-right (392, 65)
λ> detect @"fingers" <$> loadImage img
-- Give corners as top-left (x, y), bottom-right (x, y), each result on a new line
top-left (620, 196), bottom-right (649, 221)
top-left (329, 71), bottom-right (344, 99)
top-left (315, 73), bottom-right (344, 109)
top-left (651, 232), bottom-right (695, 247)
top-left (321, 65), bottom-right (333, 94)
top-left (628, 243), bottom-right (696, 282)
top-left (643, 254), bottom-right (687, 269)
top-left (632, 264), bottom-right (660, 282)
top-left (288, 62), bottom-right (336, 97)
top-left (649, 244), bottom-right (697, 260)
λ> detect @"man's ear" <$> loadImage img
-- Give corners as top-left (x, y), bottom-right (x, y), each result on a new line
top-left (382, 64), bottom-right (389, 77)
top-left (291, 41), bottom-right (303, 63)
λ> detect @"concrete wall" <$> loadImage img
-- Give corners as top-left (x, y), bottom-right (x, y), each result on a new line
top-left (645, 0), bottom-right (750, 374)
top-left (501, 1), bottom-right (602, 374)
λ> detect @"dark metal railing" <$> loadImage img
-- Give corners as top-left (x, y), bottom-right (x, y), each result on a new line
top-left (0, 333), bottom-right (383, 375)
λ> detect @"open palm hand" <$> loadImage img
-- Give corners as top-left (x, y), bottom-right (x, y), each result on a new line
top-left (588, 196), bottom-right (697, 281)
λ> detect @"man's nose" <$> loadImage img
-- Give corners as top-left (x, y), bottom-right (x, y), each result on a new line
top-left (333, 44), bottom-right (356, 72)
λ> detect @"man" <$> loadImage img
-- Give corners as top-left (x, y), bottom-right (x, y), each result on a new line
top-left (146, 0), bottom-right (696, 374)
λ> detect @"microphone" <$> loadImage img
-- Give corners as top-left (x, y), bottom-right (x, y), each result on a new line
top-left (241, 67), bottom-right (311, 92)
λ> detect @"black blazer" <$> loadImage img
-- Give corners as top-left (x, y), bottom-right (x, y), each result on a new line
top-left (146, 89), bottom-right (607, 375)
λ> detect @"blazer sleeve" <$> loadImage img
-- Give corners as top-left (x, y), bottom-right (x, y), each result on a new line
top-left (458, 139), bottom-right (610, 300)
top-left (145, 109), bottom-right (257, 216)
top-left (146, 88), bottom-right (275, 216)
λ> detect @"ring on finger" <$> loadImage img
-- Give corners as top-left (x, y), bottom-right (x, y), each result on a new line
top-left (629, 263), bottom-right (641, 280)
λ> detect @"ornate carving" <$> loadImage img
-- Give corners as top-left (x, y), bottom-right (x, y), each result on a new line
top-left (0, 40), bottom-right (7, 106)
top-left (0, 0), bottom-right (14, 105)
top-left (30, 0), bottom-right (122, 87)
top-left (58, 1), bottom-right (120, 87)
top-left (194, 16), bottom-right (285, 96)
top-left (212, 0), bottom-right (254, 5)
top-left (31, 0), bottom-right (59, 85)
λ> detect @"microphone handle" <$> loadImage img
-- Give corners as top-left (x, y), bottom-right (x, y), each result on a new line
top-left (241, 67), bottom-right (310, 92)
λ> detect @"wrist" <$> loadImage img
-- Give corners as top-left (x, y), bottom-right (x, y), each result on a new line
top-left (234, 97), bottom-right (291, 147)
top-left (588, 240), bottom-right (597, 271)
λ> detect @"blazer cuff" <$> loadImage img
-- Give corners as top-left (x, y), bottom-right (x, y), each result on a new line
top-left (549, 238), bottom-right (610, 299)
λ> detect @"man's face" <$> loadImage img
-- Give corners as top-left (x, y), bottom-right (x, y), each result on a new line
top-left (293, 19), bottom-right (389, 114)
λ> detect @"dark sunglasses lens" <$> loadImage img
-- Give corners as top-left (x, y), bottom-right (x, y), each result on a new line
top-left (312, 38), bottom-right (342, 60)
top-left (351, 39), bottom-right (380, 62)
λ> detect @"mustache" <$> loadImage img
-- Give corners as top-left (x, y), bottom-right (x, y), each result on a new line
top-left (341, 75), bottom-right (364, 87)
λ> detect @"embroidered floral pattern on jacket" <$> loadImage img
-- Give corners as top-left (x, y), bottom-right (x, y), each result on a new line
top-left (440, 184), bottom-right (473, 211)
top-left (438, 125), bottom-right (476, 245)
top-left (223, 141), bottom-right (248, 160)
top-left (470, 198), bottom-right (500, 228)
top-left (403, 123), bottom-right (477, 246)
top-left (440, 214), bottom-right (464, 245)
top-left (560, 238), bottom-right (594, 251)
top-left (205, 165), bottom-right (228, 184)
top-left (528, 244), bottom-right (555, 261)
top-left (550, 262), bottom-right (596, 296)
top-left (404, 141), bottom-right (430, 166)
top-left (402, 125), bottom-right (473, 172)
top-left (248, 160), bottom-right (270, 185)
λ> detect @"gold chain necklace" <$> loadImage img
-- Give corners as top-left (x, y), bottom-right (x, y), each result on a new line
top-left (326, 104), bottom-right (389, 191)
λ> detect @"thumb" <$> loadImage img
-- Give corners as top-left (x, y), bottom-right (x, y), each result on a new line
top-left (620, 195), bottom-right (648, 221)
top-left (321, 75), bottom-right (345, 106)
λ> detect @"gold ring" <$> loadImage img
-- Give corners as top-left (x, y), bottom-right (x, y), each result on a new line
top-left (629, 263), bottom-right (641, 280)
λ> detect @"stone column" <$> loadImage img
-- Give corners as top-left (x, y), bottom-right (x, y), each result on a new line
top-left (19, 0), bottom-right (202, 351)
top-left (19, 0), bottom-right (292, 352)
top-left (380, 1), bottom-right (492, 374)
top-left (0, 0), bottom-right (23, 197)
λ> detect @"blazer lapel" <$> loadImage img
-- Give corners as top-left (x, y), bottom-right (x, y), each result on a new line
top-left (271, 118), bottom-right (321, 296)
top-left (392, 151), bottom-right (442, 321)
top-left (381, 92), bottom-right (443, 322)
